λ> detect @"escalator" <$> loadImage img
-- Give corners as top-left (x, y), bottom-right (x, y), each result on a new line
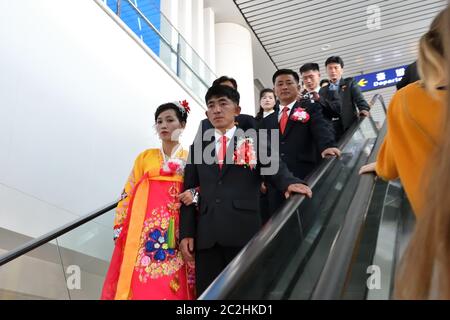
top-left (200, 117), bottom-right (415, 300)
top-left (0, 96), bottom-right (406, 300)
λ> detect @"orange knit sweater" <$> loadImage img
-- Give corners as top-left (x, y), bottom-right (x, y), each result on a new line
top-left (376, 82), bottom-right (446, 216)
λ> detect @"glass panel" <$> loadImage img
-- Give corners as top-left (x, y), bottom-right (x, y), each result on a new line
top-left (370, 98), bottom-right (387, 129)
top-left (224, 118), bottom-right (378, 299)
top-left (56, 209), bottom-right (115, 300)
top-left (113, 0), bottom-right (215, 101)
top-left (0, 208), bottom-right (115, 300)
top-left (0, 242), bottom-right (69, 300)
top-left (179, 60), bottom-right (208, 100)
top-left (366, 181), bottom-right (415, 300)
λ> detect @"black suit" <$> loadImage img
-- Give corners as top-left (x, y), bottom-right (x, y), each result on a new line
top-left (180, 124), bottom-right (303, 295)
top-left (260, 99), bottom-right (336, 215)
top-left (319, 77), bottom-right (370, 139)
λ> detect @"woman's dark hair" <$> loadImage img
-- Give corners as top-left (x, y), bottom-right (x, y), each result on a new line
top-left (256, 88), bottom-right (276, 120)
top-left (154, 102), bottom-right (188, 124)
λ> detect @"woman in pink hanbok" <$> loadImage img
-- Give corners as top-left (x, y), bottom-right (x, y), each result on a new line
top-left (101, 101), bottom-right (195, 300)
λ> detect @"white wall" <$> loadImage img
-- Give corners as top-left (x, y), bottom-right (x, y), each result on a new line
top-left (0, 0), bottom-right (205, 251)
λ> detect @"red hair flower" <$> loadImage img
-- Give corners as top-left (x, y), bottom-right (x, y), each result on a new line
top-left (179, 100), bottom-right (190, 114)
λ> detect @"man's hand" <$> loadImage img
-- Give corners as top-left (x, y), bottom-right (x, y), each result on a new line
top-left (359, 110), bottom-right (370, 117)
top-left (284, 183), bottom-right (312, 199)
top-left (178, 190), bottom-right (194, 206)
top-left (260, 182), bottom-right (267, 194)
top-left (359, 162), bottom-right (377, 175)
top-left (321, 147), bottom-right (341, 159)
top-left (180, 238), bottom-right (195, 263)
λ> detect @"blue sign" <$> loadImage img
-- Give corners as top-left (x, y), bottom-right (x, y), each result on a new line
top-left (354, 65), bottom-right (408, 91)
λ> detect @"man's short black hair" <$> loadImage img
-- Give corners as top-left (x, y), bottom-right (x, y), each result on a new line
top-left (325, 56), bottom-right (344, 68)
top-left (272, 69), bottom-right (300, 84)
top-left (299, 63), bottom-right (320, 74)
top-left (205, 85), bottom-right (240, 105)
top-left (212, 76), bottom-right (238, 90)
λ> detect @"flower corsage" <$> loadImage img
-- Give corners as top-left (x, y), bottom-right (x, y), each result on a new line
top-left (290, 107), bottom-right (310, 123)
top-left (233, 137), bottom-right (257, 170)
top-left (160, 158), bottom-right (186, 176)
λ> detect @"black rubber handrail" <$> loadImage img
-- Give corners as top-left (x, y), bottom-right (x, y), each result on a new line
top-left (311, 123), bottom-right (387, 300)
top-left (0, 200), bottom-right (119, 266)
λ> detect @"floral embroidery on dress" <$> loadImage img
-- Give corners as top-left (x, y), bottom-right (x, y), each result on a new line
top-left (134, 183), bottom-right (184, 283)
top-left (113, 170), bottom-right (137, 238)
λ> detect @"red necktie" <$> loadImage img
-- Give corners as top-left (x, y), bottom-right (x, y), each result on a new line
top-left (279, 106), bottom-right (289, 135)
top-left (218, 135), bottom-right (228, 170)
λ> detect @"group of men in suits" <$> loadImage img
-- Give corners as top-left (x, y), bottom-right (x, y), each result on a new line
top-left (300, 56), bottom-right (371, 140)
top-left (179, 57), bottom-right (370, 296)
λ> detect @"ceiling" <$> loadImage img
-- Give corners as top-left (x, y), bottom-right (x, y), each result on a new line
top-left (233, 0), bottom-right (448, 77)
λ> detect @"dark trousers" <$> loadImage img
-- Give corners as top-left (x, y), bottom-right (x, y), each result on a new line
top-left (195, 244), bottom-right (242, 296)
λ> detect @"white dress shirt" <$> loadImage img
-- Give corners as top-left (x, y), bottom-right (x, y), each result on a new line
top-left (214, 126), bottom-right (237, 156)
top-left (278, 100), bottom-right (297, 122)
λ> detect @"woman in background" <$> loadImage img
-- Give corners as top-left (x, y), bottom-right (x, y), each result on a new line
top-left (255, 88), bottom-right (277, 121)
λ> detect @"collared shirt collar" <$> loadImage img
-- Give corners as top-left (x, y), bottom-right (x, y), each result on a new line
top-left (263, 109), bottom-right (275, 118)
top-left (214, 125), bottom-right (237, 142)
top-left (307, 86), bottom-right (321, 94)
top-left (329, 78), bottom-right (341, 91)
top-left (278, 100), bottom-right (297, 115)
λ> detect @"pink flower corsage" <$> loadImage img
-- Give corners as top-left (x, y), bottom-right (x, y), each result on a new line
top-left (160, 158), bottom-right (185, 176)
top-left (290, 107), bottom-right (310, 123)
top-left (233, 137), bottom-right (257, 170)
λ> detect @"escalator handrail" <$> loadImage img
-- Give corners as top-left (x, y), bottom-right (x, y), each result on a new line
top-left (311, 123), bottom-right (387, 300)
top-left (369, 93), bottom-right (387, 113)
top-left (0, 200), bottom-right (119, 266)
top-left (199, 117), bottom-right (368, 300)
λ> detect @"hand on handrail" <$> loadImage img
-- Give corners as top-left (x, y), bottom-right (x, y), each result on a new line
top-left (359, 162), bottom-right (377, 175)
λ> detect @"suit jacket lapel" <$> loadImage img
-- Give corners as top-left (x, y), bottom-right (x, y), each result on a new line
top-left (203, 135), bottom-right (220, 175)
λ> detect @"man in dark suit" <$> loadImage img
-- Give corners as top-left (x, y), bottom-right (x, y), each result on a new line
top-left (300, 62), bottom-right (334, 131)
top-left (319, 56), bottom-right (370, 140)
top-left (180, 85), bottom-right (312, 295)
top-left (260, 69), bottom-right (340, 215)
top-left (201, 75), bottom-right (256, 132)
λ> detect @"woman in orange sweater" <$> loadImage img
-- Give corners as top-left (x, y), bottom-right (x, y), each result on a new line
top-left (361, 6), bottom-right (449, 299)
top-left (359, 10), bottom-right (448, 217)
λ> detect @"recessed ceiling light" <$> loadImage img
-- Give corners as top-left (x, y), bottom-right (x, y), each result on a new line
top-left (321, 44), bottom-right (331, 51)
